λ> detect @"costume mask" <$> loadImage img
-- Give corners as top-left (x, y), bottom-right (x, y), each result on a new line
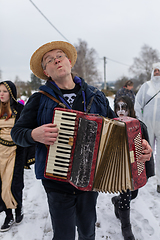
top-left (116, 101), bottom-right (129, 117)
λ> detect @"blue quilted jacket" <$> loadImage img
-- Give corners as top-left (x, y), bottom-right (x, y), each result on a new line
top-left (11, 77), bottom-right (116, 193)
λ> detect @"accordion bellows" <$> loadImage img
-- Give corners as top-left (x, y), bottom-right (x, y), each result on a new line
top-left (44, 108), bottom-right (147, 193)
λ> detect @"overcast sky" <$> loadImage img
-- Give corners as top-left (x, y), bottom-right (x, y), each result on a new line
top-left (1, 0), bottom-right (160, 83)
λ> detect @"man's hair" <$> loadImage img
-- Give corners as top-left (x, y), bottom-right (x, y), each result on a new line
top-left (124, 80), bottom-right (133, 87)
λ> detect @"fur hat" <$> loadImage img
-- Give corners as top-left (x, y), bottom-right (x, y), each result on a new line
top-left (30, 41), bottom-right (77, 80)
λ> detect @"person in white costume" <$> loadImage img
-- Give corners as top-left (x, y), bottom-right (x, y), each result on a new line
top-left (134, 62), bottom-right (160, 193)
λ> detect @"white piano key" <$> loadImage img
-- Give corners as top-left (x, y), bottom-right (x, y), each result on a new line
top-left (55, 119), bottom-right (76, 126)
top-left (52, 166), bottom-right (69, 172)
top-left (46, 161), bottom-right (70, 170)
top-left (52, 171), bottom-right (68, 176)
top-left (54, 116), bottom-right (76, 123)
top-left (54, 110), bottom-right (77, 117)
top-left (49, 142), bottom-right (72, 151)
top-left (48, 157), bottom-right (70, 163)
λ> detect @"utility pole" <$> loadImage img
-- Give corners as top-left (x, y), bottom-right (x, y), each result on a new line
top-left (103, 57), bottom-right (107, 90)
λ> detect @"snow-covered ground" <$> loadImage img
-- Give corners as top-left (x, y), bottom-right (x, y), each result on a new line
top-left (0, 96), bottom-right (159, 240)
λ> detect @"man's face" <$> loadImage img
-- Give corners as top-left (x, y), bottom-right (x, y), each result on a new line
top-left (126, 85), bottom-right (133, 91)
top-left (154, 68), bottom-right (160, 76)
top-left (116, 101), bottom-right (129, 117)
top-left (42, 49), bottom-right (72, 80)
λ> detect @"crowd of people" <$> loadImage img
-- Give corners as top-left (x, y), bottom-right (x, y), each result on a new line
top-left (0, 40), bottom-right (158, 240)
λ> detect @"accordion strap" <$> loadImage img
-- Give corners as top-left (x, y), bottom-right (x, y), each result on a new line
top-left (39, 90), bottom-right (67, 108)
top-left (86, 89), bottom-right (98, 113)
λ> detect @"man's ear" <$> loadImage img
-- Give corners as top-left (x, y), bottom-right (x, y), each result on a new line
top-left (43, 70), bottom-right (50, 78)
top-left (69, 59), bottom-right (72, 68)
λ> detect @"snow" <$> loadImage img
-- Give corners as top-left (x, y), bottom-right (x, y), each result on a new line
top-left (0, 96), bottom-right (160, 240)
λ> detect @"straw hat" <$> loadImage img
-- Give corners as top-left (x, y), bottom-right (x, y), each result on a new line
top-left (30, 41), bottom-right (77, 80)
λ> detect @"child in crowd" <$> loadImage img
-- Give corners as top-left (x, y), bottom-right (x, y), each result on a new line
top-left (112, 96), bottom-right (155, 240)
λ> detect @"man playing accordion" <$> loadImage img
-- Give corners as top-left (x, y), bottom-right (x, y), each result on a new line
top-left (11, 41), bottom-right (152, 240)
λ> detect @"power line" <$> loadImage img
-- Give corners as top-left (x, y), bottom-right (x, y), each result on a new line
top-left (105, 57), bottom-right (130, 67)
top-left (29, 0), bottom-right (70, 42)
top-left (29, 1), bottom-right (131, 68)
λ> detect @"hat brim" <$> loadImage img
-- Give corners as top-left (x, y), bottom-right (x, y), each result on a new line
top-left (30, 41), bottom-right (77, 80)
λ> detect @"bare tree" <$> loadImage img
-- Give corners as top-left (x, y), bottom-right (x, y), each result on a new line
top-left (72, 39), bottom-right (102, 85)
top-left (129, 44), bottom-right (160, 81)
top-left (30, 73), bottom-right (43, 91)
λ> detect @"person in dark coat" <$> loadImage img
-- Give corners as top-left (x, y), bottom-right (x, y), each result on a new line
top-left (0, 81), bottom-right (24, 232)
top-left (114, 80), bottom-right (135, 105)
top-left (112, 96), bottom-right (155, 240)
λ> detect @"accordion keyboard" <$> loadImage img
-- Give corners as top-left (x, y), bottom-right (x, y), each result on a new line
top-left (45, 110), bottom-right (77, 178)
top-left (134, 132), bottom-right (144, 175)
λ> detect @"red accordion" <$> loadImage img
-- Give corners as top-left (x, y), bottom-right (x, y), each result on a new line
top-left (44, 108), bottom-right (147, 193)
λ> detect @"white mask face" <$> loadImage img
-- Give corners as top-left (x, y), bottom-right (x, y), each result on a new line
top-left (116, 101), bottom-right (129, 117)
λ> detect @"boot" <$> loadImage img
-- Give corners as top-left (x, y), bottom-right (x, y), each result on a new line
top-left (111, 196), bottom-right (120, 219)
top-left (119, 209), bottom-right (135, 240)
top-left (15, 206), bottom-right (23, 224)
top-left (0, 209), bottom-right (14, 232)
